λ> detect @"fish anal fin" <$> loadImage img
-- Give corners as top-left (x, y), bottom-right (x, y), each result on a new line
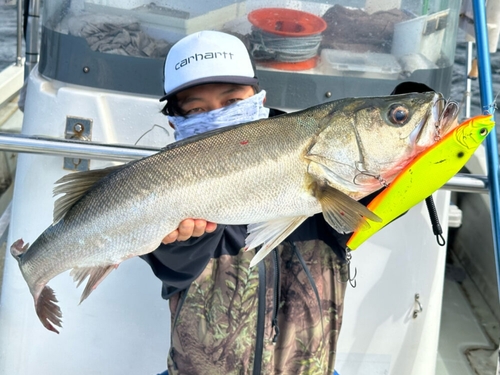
top-left (70, 264), bottom-right (118, 304)
top-left (53, 165), bottom-right (124, 223)
top-left (247, 216), bottom-right (309, 268)
top-left (34, 285), bottom-right (62, 334)
top-left (315, 183), bottom-right (381, 234)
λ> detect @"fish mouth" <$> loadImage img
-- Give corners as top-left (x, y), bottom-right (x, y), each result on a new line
top-left (435, 97), bottom-right (460, 137)
top-left (413, 94), bottom-right (460, 150)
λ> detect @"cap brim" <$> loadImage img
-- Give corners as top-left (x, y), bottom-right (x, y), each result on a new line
top-left (159, 76), bottom-right (259, 102)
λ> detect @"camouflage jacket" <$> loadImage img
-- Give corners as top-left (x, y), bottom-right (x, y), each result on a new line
top-left (142, 214), bottom-right (350, 375)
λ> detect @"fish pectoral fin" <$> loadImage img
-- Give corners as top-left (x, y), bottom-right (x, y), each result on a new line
top-left (70, 264), bottom-right (118, 304)
top-left (53, 164), bottom-right (124, 223)
top-left (315, 183), bottom-right (382, 234)
top-left (246, 215), bottom-right (309, 268)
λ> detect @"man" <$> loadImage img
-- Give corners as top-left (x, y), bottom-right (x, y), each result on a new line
top-left (141, 30), bottom-right (352, 375)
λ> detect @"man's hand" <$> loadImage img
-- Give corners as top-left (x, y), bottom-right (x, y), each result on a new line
top-left (162, 219), bottom-right (217, 244)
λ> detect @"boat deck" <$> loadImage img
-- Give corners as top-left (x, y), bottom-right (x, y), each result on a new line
top-left (436, 254), bottom-right (499, 375)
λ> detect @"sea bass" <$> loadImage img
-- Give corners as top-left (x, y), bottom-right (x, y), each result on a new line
top-left (11, 92), bottom-right (458, 333)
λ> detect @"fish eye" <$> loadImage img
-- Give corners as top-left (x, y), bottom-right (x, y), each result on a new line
top-left (388, 105), bottom-right (410, 125)
top-left (480, 127), bottom-right (489, 136)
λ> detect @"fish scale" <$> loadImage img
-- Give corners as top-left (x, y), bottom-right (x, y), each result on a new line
top-left (11, 92), bottom-right (459, 332)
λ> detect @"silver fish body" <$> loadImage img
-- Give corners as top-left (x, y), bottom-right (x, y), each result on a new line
top-left (11, 92), bottom-right (458, 332)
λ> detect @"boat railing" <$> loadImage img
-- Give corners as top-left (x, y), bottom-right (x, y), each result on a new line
top-left (0, 131), bottom-right (490, 194)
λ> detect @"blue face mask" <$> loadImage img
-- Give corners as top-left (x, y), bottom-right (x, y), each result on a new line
top-left (169, 90), bottom-right (270, 141)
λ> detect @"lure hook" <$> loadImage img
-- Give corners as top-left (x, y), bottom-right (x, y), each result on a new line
top-left (346, 251), bottom-right (357, 288)
top-left (353, 162), bottom-right (388, 188)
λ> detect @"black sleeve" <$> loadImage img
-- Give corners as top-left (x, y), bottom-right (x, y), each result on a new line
top-left (285, 214), bottom-right (350, 262)
top-left (140, 224), bottom-right (247, 299)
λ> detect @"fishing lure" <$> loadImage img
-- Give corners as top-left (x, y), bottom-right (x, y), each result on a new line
top-left (346, 114), bottom-right (495, 250)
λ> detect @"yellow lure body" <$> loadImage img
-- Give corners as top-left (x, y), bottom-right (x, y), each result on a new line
top-left (346, 114), bottom-right (495, 250)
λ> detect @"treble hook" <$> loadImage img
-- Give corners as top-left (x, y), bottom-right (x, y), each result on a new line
top-left (435, 99), bottom-right (459, 140)
top-left (346, 250), bottom-right (357, 288)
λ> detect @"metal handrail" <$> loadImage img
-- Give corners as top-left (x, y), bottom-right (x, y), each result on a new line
top-left (442, 174), bottom-right (489, 194)
top-left (0, 133), bottom-right (158, 162)
top-left (0, 132), bottom-right (489, 194)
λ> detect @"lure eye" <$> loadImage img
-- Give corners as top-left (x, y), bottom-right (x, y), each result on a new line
top-left (480, 127), bottom-right (489, 137)
top-left (388, 105), bottom-right (410, 125)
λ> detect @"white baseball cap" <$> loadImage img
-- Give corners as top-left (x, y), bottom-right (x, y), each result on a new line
top-left (160, 30), bottom-right (258, 102)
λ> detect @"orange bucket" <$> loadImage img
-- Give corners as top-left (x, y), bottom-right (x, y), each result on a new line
top-left (248, 8), bottom-right (326, 70)
top-left (258, 56), bottom-right (319, 71)
top-left (248, 8), bottom-right (327, 37)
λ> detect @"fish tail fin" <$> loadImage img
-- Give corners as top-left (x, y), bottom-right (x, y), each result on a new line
top-left (35, 285), bottom-right (62, 334)
top-left (10, 238), bottom-right (29, 260)
top-left (70, 264), bottom-right (118, 304)
top-left (10, 239), bottom-right (62, 333)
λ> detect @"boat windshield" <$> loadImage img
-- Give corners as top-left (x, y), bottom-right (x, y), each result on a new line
top-left (40, 0), bottom-right (461, 109)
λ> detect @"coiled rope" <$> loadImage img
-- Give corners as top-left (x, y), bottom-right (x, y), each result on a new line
top-left (248, 27), bottom-right (323, 63)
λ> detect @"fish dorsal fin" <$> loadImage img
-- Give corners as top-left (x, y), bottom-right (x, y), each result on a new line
top-left (314, 183), bottom-right (381, 234)
top-left (52, 165), bottom-right (123, 223)
top-left (70, 264), bottom-right (118, 304)
top-left (246, 215), bottom-right (309, 267)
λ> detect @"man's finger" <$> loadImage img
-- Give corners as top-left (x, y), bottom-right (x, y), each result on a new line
top-left (177, 219), bottom-right (195, 241)
top-left (192, 219), bottom-right (208, 237)
top-left (162, 230), bottom-right (179, 244)
top-left (205, 222), bottom-right (217, 233)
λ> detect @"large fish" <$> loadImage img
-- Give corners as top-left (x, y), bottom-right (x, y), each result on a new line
top-left (11, 92), bottom-right (458, 333)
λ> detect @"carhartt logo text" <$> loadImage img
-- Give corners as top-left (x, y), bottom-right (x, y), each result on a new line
top-left (175, 52), bottom-right (235, 70)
